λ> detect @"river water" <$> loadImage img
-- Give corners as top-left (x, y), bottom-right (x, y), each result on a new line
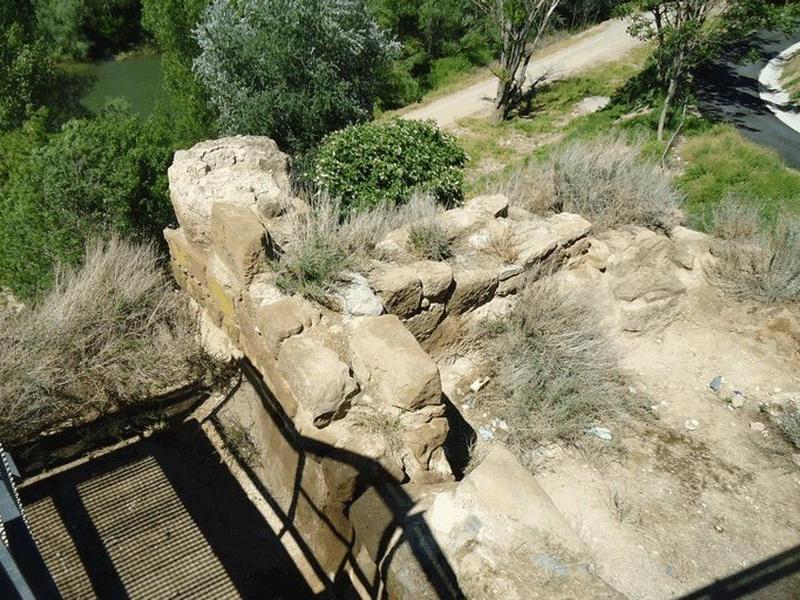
top-left (80, 55), bottom-right (166, 117)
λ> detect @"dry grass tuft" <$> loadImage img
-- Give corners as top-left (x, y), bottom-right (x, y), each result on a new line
top-left (276, 192), bottom-right (443, 299)
top-left (482, 275), bottom-right (627, 453)
top-left (708, 205), bottom-right (800, 304)
top-left (492, 135), bottom-right (683, 231)
top-left (486, 227), bottom-right (519, 264)
top-left (408, 221), bottom-right (452, 260)
top-left (355, 409), bottom-right (407, 457)
top-left (0, 238), bottom-right (214, 445)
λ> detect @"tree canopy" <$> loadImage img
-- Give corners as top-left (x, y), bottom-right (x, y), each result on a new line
top-left (193, 0), bottom-right (397, 153)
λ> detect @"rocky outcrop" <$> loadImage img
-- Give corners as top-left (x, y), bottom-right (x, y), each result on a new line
top-left (165, 137), bottom-right (459, 585)
top-left (166, 135), bottom-right (715, 597)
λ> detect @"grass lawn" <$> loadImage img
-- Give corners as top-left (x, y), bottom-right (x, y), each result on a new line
top-left (678, 124), bottom-right (800, 229)
top-left (451, 44), bottom-right (800, 231)
top-left (781, 49), bottom-right (800, 102)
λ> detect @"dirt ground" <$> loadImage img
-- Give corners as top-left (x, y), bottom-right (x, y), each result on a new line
top-left (532, 287), bottom-right (800, 599)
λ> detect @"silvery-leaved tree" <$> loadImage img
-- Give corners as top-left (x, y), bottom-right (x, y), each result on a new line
top-left (474, 0), bottom-right (561, 121)
top-left (619, 0), bottom-right (799, 142)
top-left (193, 0), bottom-right (397, 153)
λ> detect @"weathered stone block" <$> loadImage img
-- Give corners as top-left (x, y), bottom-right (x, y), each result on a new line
top-left (210, 202), bottom-right (272, 285)
top-left (413, 261), bottom-right (454, 302)
top-left (548, 212), bottom-right (592, 246)
top-left (370, 266), bottom-right (422, 318)
top-left (168, 136), bottom-right (292, 244)
top-left (256, 297), bottom-right (321, 355)
top-left (350, 315), bottom-right (442, 411)
top-left (448, 269), bottom-right (499, 314)
top-left (403, 303), bottom-right (446, 341)
top-left (463, 194), bottom-right (509, 218)
top-left (438, 208), bottom-right (483, 240)
top-left (164, 227), bottom-right (209, 301)
top-left (277, 336), bottom-right (357, 428)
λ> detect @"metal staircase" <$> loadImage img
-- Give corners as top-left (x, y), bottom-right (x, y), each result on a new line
top-left (0, 441), bottom-right (60, 599)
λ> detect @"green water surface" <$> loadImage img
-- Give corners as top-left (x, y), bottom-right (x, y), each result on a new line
top-left (80, 55), bottom-right (166, 117)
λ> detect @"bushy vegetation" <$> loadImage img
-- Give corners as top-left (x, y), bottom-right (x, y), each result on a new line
top-left (32, 0), bottom-right (145, 59)
top-left (0, 23), bottom-right (56, 131)
top-left (193, 0), bottom-right (396, 153)
top-left (141, 0), bottom-right (216, 143)
top-left (481, 275), bottom-right (627, 451)
top-left (708, 200), bottom-right (800, 305)
top-left (368, 0), bottom-right (495, 107)
top-left (0, 106), bottom-right (175, 298)
top-left (311, 119), bottom-right (468, 212)
top-left (0, 238), bottom-right (212, 445)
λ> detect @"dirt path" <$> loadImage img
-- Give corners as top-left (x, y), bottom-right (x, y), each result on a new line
top-left (401, 19), bottom-right (641, 128)
top-left (536, 289), bottom-right (800, 599)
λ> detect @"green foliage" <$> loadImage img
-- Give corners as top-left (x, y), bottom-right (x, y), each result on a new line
top-left (32, 0), bottom-right (145, 59)
top-left (311, 119), bottom-right (468, 212)
top-left (193, 0), bottom-right (396, 153)
top-left (0, 24), bottom-right (56, 131)
top-left (0, 107), bottom-right (176, 298)
top-left (679, 124), bottom-right (800, 229)
top-left (141, 0), bottom-right (215, 142)
top-left (368, 0), bottom-right (496, 107)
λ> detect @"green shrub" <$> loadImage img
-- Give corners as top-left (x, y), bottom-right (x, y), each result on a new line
top-left (193, 0), bottom-right (396, 153)
top-left (0, 106), bottom-right (176, 298)
top-left (311, 119), bottom-right (468, 212)
top-left (0, 24), bottom-right (56, 131)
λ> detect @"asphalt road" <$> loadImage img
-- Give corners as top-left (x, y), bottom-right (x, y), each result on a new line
top-left (696, 26), bottom-right (800, 170)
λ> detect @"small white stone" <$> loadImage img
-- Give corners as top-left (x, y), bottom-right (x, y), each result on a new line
top-left (470, 377), bottom-right (490, 393)
top-left (685, 419), bottom-right (700, 431)
top-left (750, 421), bottom-right (766, 433)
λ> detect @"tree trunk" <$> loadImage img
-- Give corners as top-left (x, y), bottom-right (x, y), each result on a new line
top-left (658, 75), bottom-right (678, 142)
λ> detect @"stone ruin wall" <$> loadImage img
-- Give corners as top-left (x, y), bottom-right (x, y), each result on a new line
top-left (162, 135), bottom-right (631, 593)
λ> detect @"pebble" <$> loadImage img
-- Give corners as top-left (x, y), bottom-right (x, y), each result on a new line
top-left (730, 396), bottom-right (745, 409)
top-left (478, 426), bottom-right (494, 441)
top-left (470, 377), bottom-right (490, 393)
top-left (585, 426), bottom-right (613, 441)
top-left (714, 523), bottom-right (725, 533)
top-left (750, 421), bottom-right (766, 433)
top-left (685, 419), bottom-right (700, 431)
top-left (709, 376), bottom-right (723, 393)
top-left (492, 418), bottom-right (509, 432)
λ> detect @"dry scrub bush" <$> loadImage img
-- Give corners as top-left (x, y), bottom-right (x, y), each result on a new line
top-left (494, 135), bottom-right (683, 231)
top-left (408, 221), bottom-right (452, 260)
top-left (708, 205), bottom-right (800, 304)
top-left (0, 238), bottom-right (212, 445)
top-left (711, 198), bottom-right (762, 241)
top-left (483, 276), bottom-right (627, 454)
top-left (277, 193), bottom-right (443, 299)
